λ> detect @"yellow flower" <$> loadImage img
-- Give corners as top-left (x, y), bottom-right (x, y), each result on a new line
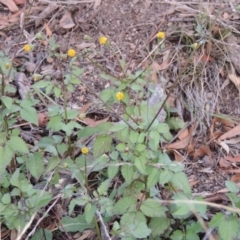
top-left (81, 147), bottom-right (89, 155)
top-left (192, 43), bottom-right (199, 49)
top-left (156, 32), bottom-right (165, 39)
top-left (33, 74), bottom-right (41, 82)
top-left (99, 36), bottom-right (108, 45)
top-left (23, 44), bottom-right (31, 52)
top-left (62, 163), bottom-right (68, 168)
top-left (4, 63), bottom-right (10, 69)
top-left (116, 92), bottom-right (124, 101)
top-left (67, 48), bottom-right (76, 57)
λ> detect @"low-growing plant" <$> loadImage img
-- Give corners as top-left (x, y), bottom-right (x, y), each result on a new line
top-left (0, 28), bottom-right (240, 240)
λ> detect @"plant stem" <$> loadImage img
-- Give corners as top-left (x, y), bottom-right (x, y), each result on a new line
top-left (94, 215), bottom-right (102, 240)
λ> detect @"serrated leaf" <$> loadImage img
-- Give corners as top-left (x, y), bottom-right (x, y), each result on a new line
top-left (138, 132), bottom-right (146, 143)
top-left (171, 172), bottom-right (191, 194)
top-left (140, 199), bottom-right (166, 217)
top-left (114, 197), bottom-right (136, 215)
top-left (147, 168), bottom-right (160, 189)
top-left (1, 96), bottom-right (13, 109)
top-left (66, 109), bottom-right (79, 119)
top-left (31, 229), bottom-right (52, 240)
top-left (209, 212), bottom-right (225, 228)
top-left (170, 230), bottom-right (184, 240)
top-left (28, 152), bottom-right (44, 180)
top-left (171, 193), bottom-right (192, 217)
top-left (129, 131), bottom-right (139, 144)
top-left (93, 135), bottom-right (112, 158)
top-left (130, 222), bottom-right (151, 238)
top-left (149, 217), bottom-right (171, 237)
top-left (84, 203), bottom-right (96, 224)
top-left (32, 80), bottom-right (51, 89)
top-left (0, 145), bottom-right (13, 174)
top-left (97, 179), bottom-right (111, 195)
top-left (47, 115), bottom-right (63, 131)
top-left (167, 117), bottom-right (185, 130)
top-left (54, 86), bottom-right (61, 98)
top-left (159, 169), bottom-right (173, 185)
top-left (225, 180), bottom-right (239, 193)
top-left (108, 162), bottom-right (119, 179)
top-left (219, 215), bottom-right (239, 240)
top-left (109, 123), bottom-right (128, 132)
top-left (7, 136), bottom-right (29, 154)
top-left (116, 143), bottom-right (126, 152)
top-left (136, 144), bottom-right (146, 152)
top-left (44, 156), bottom-right (60, 174)
top-left (60, 214), bottom-right (94, 232)
top-left (121, 164), bottom-right (134, 184)
top-left (2, 193), bottom-right (11, 204)
top-left (149, 130), bottom-right (160, 150)
top-left (135, 156), bottom-right (147, 174)
top-left (20, 106), bottom-right (38, 125)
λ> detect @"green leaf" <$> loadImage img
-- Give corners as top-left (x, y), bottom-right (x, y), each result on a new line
top-left (45, 156), bottom-right (60, 175)
top-left (136, 144), bottom-right (146, 152)
top-left (149, 217), bottom-right (171, 237)
top-left (108, 162), bottom-right (119, 179)
top-left (53, 86), bottom-right (61, 98)
top-left (130, 222), bottom-right (151, 238)
top-left (140, 199), bottom-right (166, 217)
top-left (138, 132), bottom-right (146, 143)
top-left (60, 214), bottom-right (94, 232)
top-left (97, 179), bottom-right (111, 195)
top-left (209, 212), bottom-right (225, 228)
top-left (84, 203), bottom-right (96, 224)
top-left (219, 215), bottom-right (239, 240)
top-left (10, 168), bottom-right (20, 187)
top-left (109, 123), bottom-right (128, 132)
top-left (32, 80), bottom-right (51, 89)
top-left (159, 169), bottom-right (173, 185)
top-left (116, 143), bottom-right (126, 152)
top-left (1, 96), bottom-right (13, 109)
top-left (0, 145), bottom-right (13, 174)
top-left (225, 180), bottom-right (239, 193)
top-left (20, 106), bottom-right (38, 125)
top-left (31, 229), bottom-right (53, 240)
top-left (7, 136), bottom-right (29, 154)
top-left (129, 131), bottom-right (139, 144)
top-left (170, 230), bottom-right (184, 240)
top-left (66, 109), bottom-right (79, 119)
top-left (135, 156), bottom-right (147, 174)
top-left (47, 115), bottom-right (63, 131)
top-left (171, 193), bottom-right (192, 217)
top-left (149, 130), bottom-right (160, 150)
top-left (78, 122), bottom-right (112, 138)
top-left (28, 152), bottom-right (44, 180)
top-left (147, 167), bottom-right (161, 189)
top-left (121, 165), bottom-right (134, 184)
top-left (93, 135), bottom-right (112, 158)
top-left (167, 117), bottom-right (185, 130)
top-left (2, 193), bottom-right (11, 204)
top-left (114, 197), bottom-right (136, 215)
top-left (171, 172), bottom-right (191, 194)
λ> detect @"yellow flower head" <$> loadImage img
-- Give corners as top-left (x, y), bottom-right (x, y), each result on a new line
top-left (67, 48), bottom-right (76, 57)
top-left (4, 63), bottom-right (10, 69)
top-left (81, 147), bottom-right (89, 155)
top-left (116, 92), bottom-right (124, 101)
top-left (99, 36), bottom-right (108, 45)
top-left (62, 163), bottom-right (68, 168)
top-left (192, 43), bottom-right (199, 49)
top-left (23, 44), bottom-right (31, 52)
top-left (33, 74), bottom-right (41, 82)
top-left (156, 31), bottom-right (165, 39)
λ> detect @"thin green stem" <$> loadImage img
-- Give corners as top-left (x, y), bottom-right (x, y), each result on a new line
top-left (94, 215), bottom-right (102, 240)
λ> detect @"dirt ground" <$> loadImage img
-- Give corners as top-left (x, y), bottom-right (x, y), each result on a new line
top-left (2, 0), bottom-right (240, 238)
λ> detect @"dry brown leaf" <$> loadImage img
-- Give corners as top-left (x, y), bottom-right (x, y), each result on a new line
top-left (93, 0), bottom-right (102, 9)
top-left (200, 54), bottom-right (214, 62)
top-left (13, 0), bottom-right (26, 4)
top-left (223, 12), bottom-right (229, 20)
top-left (228, 73), bottom-right (240, 90)
top-left (189, 179), bottom-right (199, 187)
top-left (225, 155), bottom-right (240, 163)
top-left (79, 103), bottom-right (92, 114)
top-left (156, 59), bottom-right (171, 71)
top-left (76, 230), bottom-right (92, 240)
top-left (35, 3), bottom-right (58, 27)
top-left (173, 150), bottom-right (183, 162)
top-left (218, 141), bottom-right (229, 154)
top-left (225, 169), bottom-right (240, 173)
top-left (59, 11), bottom-right (75, 29)
top-left (219, 158), bottom-right (231, 168)
top-left (38, 112), bottom-right (49, 127)
top-left (231, 174), bottom-right (240, 183)
top-left (44, 22), bottom-right (52, 37)
top-left (178, 128), bottom-right (189, 140)
top-left (167, 96), bottom-right (175, 108)
top-left (1, 229), bottom-right (10, 239)
top-left (165, 124), bottom-right (194, 150)
top-left (10, 229), bottom-right (18, 240)
top-left (0, 0), bottom-right (19, 13)
top-left (193, 145), bottom-right (212, 160)
top-left (76, 42), bottom-right (96, 50)
top-left (84, 117), bottom-right (109, 127)
top-left (218, 124), bottom-right (240, 141)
